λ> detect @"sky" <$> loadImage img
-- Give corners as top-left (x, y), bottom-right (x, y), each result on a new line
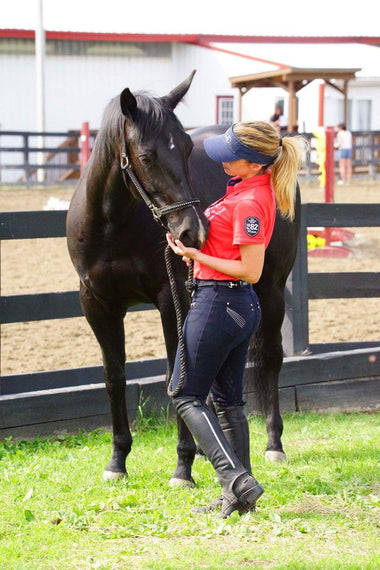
top-left (1, 0), bottom-right (380, 36)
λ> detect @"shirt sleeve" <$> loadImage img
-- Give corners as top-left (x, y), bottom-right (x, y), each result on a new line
top-left (232, 199), bottom-right (267, 245)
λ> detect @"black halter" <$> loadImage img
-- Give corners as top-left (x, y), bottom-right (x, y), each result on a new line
top-left (120, 117), bottom-right (200, 228)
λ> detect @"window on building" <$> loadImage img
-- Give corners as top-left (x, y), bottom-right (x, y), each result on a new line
top-left (0, 38), bottom-right (172, 58)
top-left (352, 100), bottom-right (372, 131)
top-left (335, 98), bottom-right (372, 131)
top-left (216, 96), bottom-right (234, 125)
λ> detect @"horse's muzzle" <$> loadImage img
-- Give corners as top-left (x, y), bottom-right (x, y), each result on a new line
top-left (174, 212), bottom-right (209, 249)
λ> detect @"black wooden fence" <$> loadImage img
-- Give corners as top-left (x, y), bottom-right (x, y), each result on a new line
top-left (0, 203), bottom-right (379, 438)
top-left (1, 130), bottom-right (380, 184)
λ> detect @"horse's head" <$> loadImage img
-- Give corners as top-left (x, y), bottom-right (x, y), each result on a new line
top-left (119, 71), bottom-right (209, 249)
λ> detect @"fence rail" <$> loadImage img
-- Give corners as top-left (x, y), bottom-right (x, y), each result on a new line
top-left (0, 204), bottom-right (379, 437)
top-left (1, 129), bottom-right (380, 184)
top-left (0, 128), bottom-right (97, 184)
top-left (285, 202), bottom-right (380, 355)
top-left (1, 203), bottom-right (380, 335)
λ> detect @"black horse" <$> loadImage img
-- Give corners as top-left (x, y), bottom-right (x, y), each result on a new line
top-left (67, 72), bottom-right (300, 485)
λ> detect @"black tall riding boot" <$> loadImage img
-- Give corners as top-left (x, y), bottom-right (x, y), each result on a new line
top-left (174, 397), bottom-right (264, 518)
top-left (215, 405), bottom-right (252, 474)
top-left (193, 404), bottom-right (254, 513)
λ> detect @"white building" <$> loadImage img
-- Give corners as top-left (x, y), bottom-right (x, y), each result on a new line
top-left (1, 30), bottom-right (380, 132)
top-left (0, 28), bottom-right (380, 180)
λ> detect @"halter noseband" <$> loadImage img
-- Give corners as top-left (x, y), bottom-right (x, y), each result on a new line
top-left (120, 117), bottom-right (200, 228)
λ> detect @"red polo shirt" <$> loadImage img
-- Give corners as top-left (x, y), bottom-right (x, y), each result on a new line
top-left (193, 173), bottom-right (276, 281)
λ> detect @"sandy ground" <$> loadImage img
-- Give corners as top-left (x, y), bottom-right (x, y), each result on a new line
top-left (1, 179), bottom-right (379, 375)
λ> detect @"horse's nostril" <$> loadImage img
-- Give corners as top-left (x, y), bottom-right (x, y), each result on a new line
top-left (179, 229), bottom-right (194, 247)
top-left (177, 215), bottom-right (209, 249)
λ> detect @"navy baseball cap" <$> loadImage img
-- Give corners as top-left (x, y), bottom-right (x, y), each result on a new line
top-left (204, 124), bottom-right (277, 165)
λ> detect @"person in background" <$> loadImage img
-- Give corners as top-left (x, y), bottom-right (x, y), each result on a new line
top-left (336, 123), bottom-right (352, 185)
top-left (167, 121), bottom-right (304, 518)
top-left (270, 105), bottom-right (288, 135)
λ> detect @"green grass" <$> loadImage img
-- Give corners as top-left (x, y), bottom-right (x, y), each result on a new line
top-left (0, 411), bottom-right (379, 569)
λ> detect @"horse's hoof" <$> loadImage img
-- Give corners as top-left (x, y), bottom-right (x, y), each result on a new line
top-left (169, 477), bottom-right (196, 488)
top-left (265, 450), bottom-right (287, 463)
top-left (102, 469), bottom-right (128, 481)
top-left (195, 452), bottom-right (207, 461)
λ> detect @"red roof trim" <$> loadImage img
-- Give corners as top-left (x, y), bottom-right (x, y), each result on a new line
top-left (1, 28), bottom-right (379, 44)
top-left (194, 41), bottom-right (290, 68)
top-left (0, 29), bottom-right (198, 42)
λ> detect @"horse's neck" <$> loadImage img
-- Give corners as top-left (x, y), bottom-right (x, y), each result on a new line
top-left (85, 153), bottom-right (135, 217)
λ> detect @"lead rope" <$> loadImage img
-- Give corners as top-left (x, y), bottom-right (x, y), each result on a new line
top-left (165, 245), bottom-right (194, 397)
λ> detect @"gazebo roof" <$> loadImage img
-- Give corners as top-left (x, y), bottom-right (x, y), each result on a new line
top-left (229, 66), bottom-right (362, 128)
top-left (230, 67), bottom-right (361, 93)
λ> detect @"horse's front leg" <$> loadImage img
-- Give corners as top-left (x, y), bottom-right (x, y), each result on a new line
top-left (157, 286), bottom-right (197, 487)
top-left (170, 414), bottom-right (197, 487)
top-left (254, 283), bottom-right (287, 463)
top-left (80, 285), bottom-right (132, 479)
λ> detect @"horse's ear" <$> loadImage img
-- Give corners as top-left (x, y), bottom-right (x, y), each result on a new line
top-left (120, 88), bottom-right (137, 118)
top-left (161, 70), bottom-right (196, 110)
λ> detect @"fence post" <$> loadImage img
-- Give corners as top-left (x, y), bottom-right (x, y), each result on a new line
top-left (80, 122), bottom-right (90, 171)
top-left (282, 204), bottom-right (310, 356)
top-left (369, 133), bottom-right (375, 179)
top-left (23, 134), bottom-right (31, 186)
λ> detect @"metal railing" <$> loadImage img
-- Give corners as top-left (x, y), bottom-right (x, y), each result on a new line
top-left (1, 129), bottom-right (380, 185)
top-left (0, 128), bottom-right (97, 184)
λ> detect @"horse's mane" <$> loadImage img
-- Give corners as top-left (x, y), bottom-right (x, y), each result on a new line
top-left (90, 91), bottom-right (169, 171)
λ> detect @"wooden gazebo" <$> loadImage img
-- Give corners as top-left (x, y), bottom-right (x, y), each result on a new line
top-left (229, 67), bottom-right (361, 130)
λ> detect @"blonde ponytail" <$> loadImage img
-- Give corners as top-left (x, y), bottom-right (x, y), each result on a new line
top-left (270, 136), bottom-right (305, 220)
top-left (233, 121), bottom-right (306, 220)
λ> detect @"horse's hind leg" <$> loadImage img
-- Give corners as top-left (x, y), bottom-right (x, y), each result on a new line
top-left (253, 283), bottom-right (287, 463)
top-left (80, 285), bottom-right (131, 479)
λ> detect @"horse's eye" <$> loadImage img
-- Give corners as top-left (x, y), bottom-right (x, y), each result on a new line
top-left (139, 154), bottom-right (153, 165)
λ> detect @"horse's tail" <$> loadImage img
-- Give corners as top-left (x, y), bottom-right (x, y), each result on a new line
top-left (244, 324), bottom-right (269, 415)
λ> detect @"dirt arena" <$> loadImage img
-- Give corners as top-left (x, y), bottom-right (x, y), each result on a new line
top-left (1, 179), bottom-right (379, 376)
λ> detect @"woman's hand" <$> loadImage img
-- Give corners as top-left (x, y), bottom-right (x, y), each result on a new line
top-left (167, 235), bottom-right (265, 283)
top-left (166, 233), bottom-right (200, 264)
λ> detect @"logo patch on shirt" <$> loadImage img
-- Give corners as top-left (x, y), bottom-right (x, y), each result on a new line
top-left (245, 216), bottom-right (260, 237)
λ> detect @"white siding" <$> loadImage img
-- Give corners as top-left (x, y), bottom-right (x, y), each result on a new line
top-left (1, 40), bottom-right (380, 182)
top-left (2, 42), bottom-right (380, 133)
top-left (0, 51), bottom-right (178, 132)
top-left (0, 55), bottom-right (36, 131)
top-left (0, 43), bottom-right (235, 133)
top-left (172, 43), bottom-right (237, 127)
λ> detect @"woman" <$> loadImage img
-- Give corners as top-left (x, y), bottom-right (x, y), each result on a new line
top-left (336, 123), bottom-right (352, 185)
top-left (167, 121), bottom-right (304, 518)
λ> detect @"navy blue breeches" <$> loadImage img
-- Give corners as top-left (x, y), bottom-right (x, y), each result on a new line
top-left (171, 281), bottom-right (261, 407)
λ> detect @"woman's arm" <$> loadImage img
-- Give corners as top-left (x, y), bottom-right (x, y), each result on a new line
top-left (167, 234), bottom-right (265, 284)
